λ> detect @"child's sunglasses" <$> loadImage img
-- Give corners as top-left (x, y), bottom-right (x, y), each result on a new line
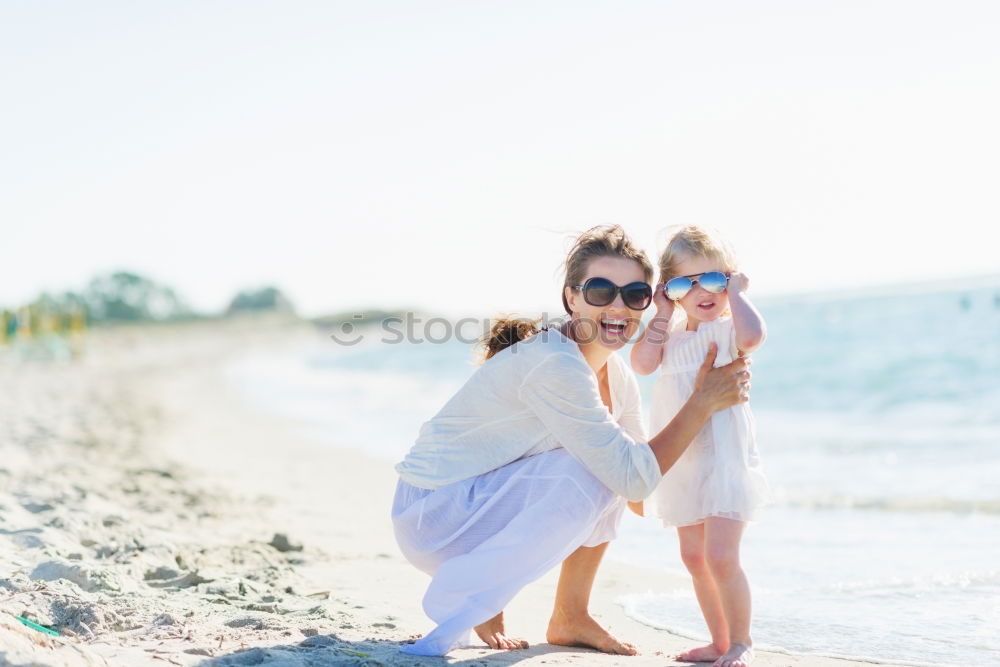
top-left (665, 271), bottom-right (729, 301)
top-left (573, 277), bottom-right (653, 310)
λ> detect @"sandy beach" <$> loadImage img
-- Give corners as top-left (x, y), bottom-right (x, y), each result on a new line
top-left (1, 319), bottom-right (912, 667)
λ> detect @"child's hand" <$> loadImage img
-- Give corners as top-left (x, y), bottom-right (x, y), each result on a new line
top-left (652, 283), bottom-right (674, 315)
top-left (728, 271), bottom-right (750, 294)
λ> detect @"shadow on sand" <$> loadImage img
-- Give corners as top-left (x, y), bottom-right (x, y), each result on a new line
top-left (197, 633), bottom-right (641, 667)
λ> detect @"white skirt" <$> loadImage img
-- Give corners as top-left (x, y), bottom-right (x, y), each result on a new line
top-left (649, 374), bottom-right (770, 527)
top-left (392, 448), bottom-right (624, 656)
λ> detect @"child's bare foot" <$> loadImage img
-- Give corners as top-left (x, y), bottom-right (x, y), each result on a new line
top-left (546, 610), bottom-right (637, 655)
top-left (712, 642), bottom-right (753, 667)
top-left (474, 612), bottom-right (529, 650)
top-left (676, 643), bottom-right (726, 662)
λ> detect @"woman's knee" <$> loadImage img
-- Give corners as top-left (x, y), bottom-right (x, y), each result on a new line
top-left (541, 449), bottom-right (615, 508)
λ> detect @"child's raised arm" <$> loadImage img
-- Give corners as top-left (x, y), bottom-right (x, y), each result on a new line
top-left (728, 272), bottom-right (766, 355)
top-left (630, 283), bottom-right (674, 375)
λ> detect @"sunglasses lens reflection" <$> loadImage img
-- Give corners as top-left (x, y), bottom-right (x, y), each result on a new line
top-left (622, 283), bottom-right (652, 310)
top-left (582, 278), bottom-right (652, 310)
top-left (666, 272), bottom-right (729, 300)
top-left (699, 272), bottom-right (729, 294)
top-left (583, 278), bottom-right (616, 306)
top-left (666, 277), bottom-right (693, 300)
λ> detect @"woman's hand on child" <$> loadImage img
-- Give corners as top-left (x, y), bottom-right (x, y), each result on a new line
top-left (692, 343), bottom-right (752, 412)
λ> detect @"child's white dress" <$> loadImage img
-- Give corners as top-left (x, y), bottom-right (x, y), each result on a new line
top-left (649, 313), bottom-right (770, 527)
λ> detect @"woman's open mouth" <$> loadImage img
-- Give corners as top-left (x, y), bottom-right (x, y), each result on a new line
top-left (601, 318), bottom-right (628, 335)
top-left (697, 300), bottom-right (716, 311)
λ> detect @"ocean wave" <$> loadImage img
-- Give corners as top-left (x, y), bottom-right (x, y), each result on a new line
top-left (819, 570), bottom-right (1000, 594)
top-left (773, 493), bottom-right (1000, 515)
top-left (616, 593), bottom-right (943, 667)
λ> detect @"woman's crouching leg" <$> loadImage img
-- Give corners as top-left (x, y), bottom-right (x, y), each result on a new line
top-left (398, 449), bottom-right (616, 656)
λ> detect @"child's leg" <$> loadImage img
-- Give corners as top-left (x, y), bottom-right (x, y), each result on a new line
top-left (703, 517), bottom-right (753, 667)
top-left (675, 523), bottom-right (730, 662)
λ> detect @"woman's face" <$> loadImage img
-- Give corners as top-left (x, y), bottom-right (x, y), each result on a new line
top-left (564, 255), bottom-right (648, 351)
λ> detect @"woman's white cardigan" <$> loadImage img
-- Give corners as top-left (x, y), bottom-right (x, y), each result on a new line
top-left (395, 328), bottom-right (660, 502)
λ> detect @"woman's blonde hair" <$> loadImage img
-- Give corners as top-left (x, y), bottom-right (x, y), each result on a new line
top-left (480, 225), bottom-right (653, 361)
top-left (658, 225), bottom-right (739, 284)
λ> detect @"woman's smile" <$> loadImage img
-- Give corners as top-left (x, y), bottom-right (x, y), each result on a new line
top-left (600, 317), bottom-right (629, 336)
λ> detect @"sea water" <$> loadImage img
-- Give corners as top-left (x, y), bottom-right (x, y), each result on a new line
top-left (228, 283), bottom-right (1000, 666)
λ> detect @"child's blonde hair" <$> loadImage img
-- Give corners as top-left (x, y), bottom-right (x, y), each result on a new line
top-left (658, 225), bottom-right (739, 284)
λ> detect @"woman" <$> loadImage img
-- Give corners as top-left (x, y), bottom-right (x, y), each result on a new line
top-left (392, 226), bottom-right (752, 656)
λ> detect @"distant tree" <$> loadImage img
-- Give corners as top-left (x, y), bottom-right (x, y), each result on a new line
top-left (84, 271), bottom-right (193, 322)
top-left (226, 286), bottom-right (295, 316)
top-left (33, 290), bottom-right (87, 321)
top-left (60, 291), bottom-right (89, 320)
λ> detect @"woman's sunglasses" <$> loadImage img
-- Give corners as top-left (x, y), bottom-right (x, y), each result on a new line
top-left (573, 277), bottom-right (653, 310)
top-left (665, 271), bottom-right (729, 301)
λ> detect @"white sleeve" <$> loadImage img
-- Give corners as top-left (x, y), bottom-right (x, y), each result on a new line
top-left (518, 352), bottom-right (662, 502)
top-left (616, 365), bottom-right (648, 444)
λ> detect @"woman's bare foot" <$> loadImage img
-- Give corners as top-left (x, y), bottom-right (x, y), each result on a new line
top-left (713, 642), bottom-right (753, 667)
top-left (474, 612), bottom-right (529, 650)
top-left (546, 609), bottom-right (637, 655)
top-left (677, 643), bottom-right (727, 662)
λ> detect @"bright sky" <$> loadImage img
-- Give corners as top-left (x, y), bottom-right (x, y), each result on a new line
top-left (3, 1), bottom-right (998, 318)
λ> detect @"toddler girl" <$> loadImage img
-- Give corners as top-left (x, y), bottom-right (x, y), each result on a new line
top-left (630, 226), bottom-right (769, 667)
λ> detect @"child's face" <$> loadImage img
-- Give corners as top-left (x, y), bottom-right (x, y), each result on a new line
top-left (671, 253), bottom-right (729, 326)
